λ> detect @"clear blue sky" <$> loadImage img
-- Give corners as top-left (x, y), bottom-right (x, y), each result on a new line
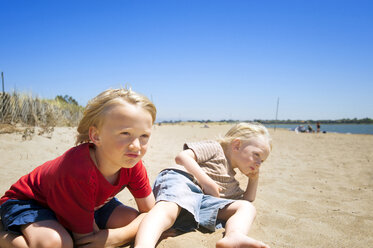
top-left (1, 0), bottom-right (372, 121)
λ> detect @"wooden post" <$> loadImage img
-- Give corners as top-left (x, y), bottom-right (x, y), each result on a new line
top-left (1, 72), bottom-right (3, 94)
top-left (1, 72), bottom-right (3, 121)
top-left (274, 97), bottom-right (279, 131)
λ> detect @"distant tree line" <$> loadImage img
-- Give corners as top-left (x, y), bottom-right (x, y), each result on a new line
top-left (254, 118), bottom-right (373, 124)
top-left (159, 118), bottom-right (373, 124)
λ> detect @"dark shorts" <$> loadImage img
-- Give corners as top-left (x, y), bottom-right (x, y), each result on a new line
top-left (0, 198), bottom-right (123, 234)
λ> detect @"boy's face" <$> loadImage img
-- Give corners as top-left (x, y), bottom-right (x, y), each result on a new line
top-left (230, 136), bottom-right (270, 177)
top-left (92, 100), bottom-right (153, 171)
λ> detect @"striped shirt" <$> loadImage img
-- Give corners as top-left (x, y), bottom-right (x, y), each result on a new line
top-left (172, 140), bottom-right (244, 200)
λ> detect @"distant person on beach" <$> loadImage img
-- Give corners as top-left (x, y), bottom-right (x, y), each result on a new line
top-left (0, 88), bottom-right (156, 248)
top-left (307, 125), bottom-right (314, 133)
top-left (135, 122), bottom-right (272, 248)
top-left (295, 125), bottom-right (306, 133)
top-left (317, 122), bottom-right (321, 133)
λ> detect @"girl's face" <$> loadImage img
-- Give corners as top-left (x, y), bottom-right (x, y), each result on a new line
top-left (230, 135), bottom-right (270, 177)
top-left (91, 100), bottom-right (153, 172)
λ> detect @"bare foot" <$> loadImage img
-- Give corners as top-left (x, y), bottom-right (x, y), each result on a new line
top-left (216, 232), bottom-right (270, 248)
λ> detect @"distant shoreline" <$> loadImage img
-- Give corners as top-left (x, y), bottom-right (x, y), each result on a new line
top-left (155, 122), bottom-right (373, 135)
top-left (157, 119), bottom-right (373, 125)
top-left (267, 123), bottom-right (373, 135)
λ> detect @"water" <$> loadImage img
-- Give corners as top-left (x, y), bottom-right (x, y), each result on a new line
top-left (266, 124), bottom-right (373, 135)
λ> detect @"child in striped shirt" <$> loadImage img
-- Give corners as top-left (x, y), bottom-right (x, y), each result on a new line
top-left (135, 122), bottom-right (272, 248)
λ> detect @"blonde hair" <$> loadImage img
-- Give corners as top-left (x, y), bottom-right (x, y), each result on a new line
top-left (75, 88), bottom-right (156, 145)
top-left (219, 122), bottom-right (272, 149)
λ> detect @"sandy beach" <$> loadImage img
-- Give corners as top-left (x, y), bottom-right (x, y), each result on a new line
top-left (0, 124), bottom-right (372, 247)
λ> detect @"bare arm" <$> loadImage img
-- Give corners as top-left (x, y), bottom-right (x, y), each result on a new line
top-left (74, 194), bottom-right (155, 247)
top-left (73, 231), bottom-right (95, 243)
top-left (242, 172), bottom-right (259, 202)
top-left (175, 149), bottom-right (221, 197)
top-left (135, 192), bottom-right (156, 213)
top-left (73, 223), bottom-right (99, 247)
top-left (74, 214), bottom-right (148, 248)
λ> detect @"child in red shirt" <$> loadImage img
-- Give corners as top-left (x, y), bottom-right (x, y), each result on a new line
top-left (0, 88), bottom-right (156, 248)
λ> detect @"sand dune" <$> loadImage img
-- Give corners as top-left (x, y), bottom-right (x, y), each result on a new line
top-left (1, 124), bottom-right (372, 247)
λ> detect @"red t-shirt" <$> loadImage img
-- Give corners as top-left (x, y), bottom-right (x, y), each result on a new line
top-left (0, 143), bottom-right (152, 234)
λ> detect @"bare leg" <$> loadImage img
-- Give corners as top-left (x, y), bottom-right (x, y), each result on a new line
top-left (134, 201), bottom-right (181, 248)
top-left (1, 219), bottom-right (73, 248)
top-left (0, 229), bottom-right (29, 248)
top-left (216, 200), bottom-right (269, 248)
top-left (22, 220), bottom-right (73, 248)
top-left (1, 219), bottom-right (72, 248)
top-left (106, 204), bottom-right (139, 228)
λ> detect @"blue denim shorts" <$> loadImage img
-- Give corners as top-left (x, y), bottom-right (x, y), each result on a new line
top-left (0, 197), bottom-right (123, 234)
top-left (153, 169), bottom-right (234, 232)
